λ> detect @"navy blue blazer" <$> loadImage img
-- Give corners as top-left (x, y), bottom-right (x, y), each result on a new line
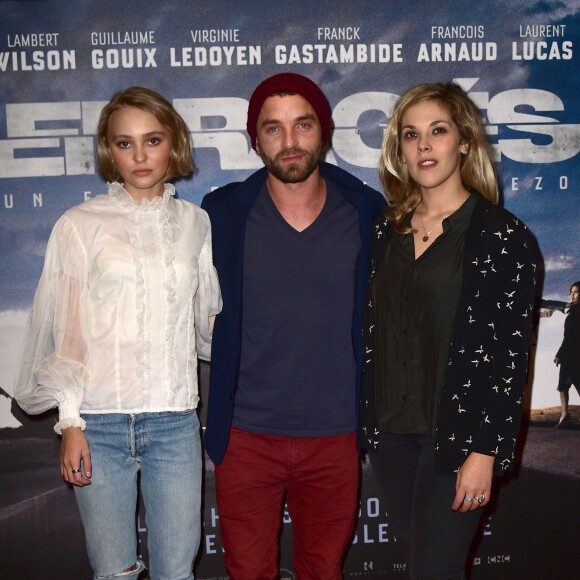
top-left (201, 161), bottom-right (386, 464)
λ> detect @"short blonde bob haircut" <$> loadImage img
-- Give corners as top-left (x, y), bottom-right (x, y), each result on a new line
top-left (96, 86), bottom-right (193, 182)
top-left (379, 82), bottom-right (499, 232)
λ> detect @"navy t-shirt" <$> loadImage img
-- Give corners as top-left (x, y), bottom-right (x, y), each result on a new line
top-left (232, 182), bottom-right (361, 436)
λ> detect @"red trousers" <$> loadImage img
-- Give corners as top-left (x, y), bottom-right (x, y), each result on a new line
top-left (215, 427), bottom-right (360, 580)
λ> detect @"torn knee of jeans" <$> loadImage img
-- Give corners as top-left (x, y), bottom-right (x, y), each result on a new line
top-left (96, 561), bottom-right (144, 578)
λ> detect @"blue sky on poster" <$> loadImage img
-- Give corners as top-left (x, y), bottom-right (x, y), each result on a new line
top-left (0, 0), bottom-right (578, 412)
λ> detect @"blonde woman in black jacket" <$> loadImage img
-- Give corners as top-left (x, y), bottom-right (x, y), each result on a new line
top-left (361, 82), bottom-right (537, 579)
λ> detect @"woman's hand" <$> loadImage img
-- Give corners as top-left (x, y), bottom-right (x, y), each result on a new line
top-left (60, 427), bottom-right (92, 486)
top-left (452, 451), bottom-right (494, 513)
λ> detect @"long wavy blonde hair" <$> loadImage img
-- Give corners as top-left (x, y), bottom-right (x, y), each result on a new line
top-left (379, 82), bottom-right (499, 232)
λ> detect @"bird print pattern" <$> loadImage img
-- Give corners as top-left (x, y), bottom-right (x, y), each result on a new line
top-left (361, 196), bottom-right (537, 475)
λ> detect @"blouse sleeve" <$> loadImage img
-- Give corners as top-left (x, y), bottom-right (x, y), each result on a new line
top-left (14, 215), bottom-right (90, 434)
top-left (194, 221), bottom-right (222, 362)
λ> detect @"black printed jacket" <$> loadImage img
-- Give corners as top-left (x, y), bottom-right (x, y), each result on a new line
top-left (361, 194), bottom-right (538, 475)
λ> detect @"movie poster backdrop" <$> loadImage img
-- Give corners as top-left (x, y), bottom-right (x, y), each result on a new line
top-left (0, 1), bottom-right (578, 578)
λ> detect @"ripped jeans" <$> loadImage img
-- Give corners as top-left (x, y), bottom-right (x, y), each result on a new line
top-left (74, 411), bottom-right (201, 580)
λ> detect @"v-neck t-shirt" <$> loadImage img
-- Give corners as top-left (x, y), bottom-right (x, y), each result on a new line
top-left (233, 182), bottom-right (361, 436)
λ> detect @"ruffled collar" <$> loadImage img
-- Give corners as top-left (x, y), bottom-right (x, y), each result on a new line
top-left (107, 182), bottom-right (175, 211)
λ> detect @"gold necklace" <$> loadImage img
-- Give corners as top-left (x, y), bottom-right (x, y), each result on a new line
top-left (416, 193), bottom-right (470, 242)
top-left (417, 205), bottom-right (442, 242)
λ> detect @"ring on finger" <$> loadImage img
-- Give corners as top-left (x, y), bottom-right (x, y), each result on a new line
top-left (476, 493), bottom-right (486, 503)
top-left (464, 496), bottom-right (473, 503)
top-left (71, 468), bottom-right (81, 474)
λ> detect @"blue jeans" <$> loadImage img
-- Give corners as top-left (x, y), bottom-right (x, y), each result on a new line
top-left (74, 411), bottom-right (202, 580)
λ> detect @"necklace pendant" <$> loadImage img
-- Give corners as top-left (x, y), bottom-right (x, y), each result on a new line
top-left (422, 234), bottom-right (429, 242)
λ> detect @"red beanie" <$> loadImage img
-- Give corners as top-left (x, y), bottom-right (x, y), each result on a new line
top-left (246, 73), bottom-right (331, 151)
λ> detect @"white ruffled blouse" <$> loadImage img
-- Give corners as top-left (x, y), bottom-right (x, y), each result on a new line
top-left (15, 182), bottom-right (222, 433)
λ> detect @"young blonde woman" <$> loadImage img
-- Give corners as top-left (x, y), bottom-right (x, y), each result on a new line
top-left (361, 82), bottom-right (537, 578)
top-left (15, 87), bottom-right (221, 580)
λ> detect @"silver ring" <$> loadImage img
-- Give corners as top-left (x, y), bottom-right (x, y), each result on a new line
top-left (464, 496), bottom-right (472, 503)
top-left (476, 493), bottom-right (486, 503)
top-left (71, 468), bottom-right (81, 474)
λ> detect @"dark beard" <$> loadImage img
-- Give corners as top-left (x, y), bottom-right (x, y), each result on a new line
top-left (260, 145), bottom-right (322, 184)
